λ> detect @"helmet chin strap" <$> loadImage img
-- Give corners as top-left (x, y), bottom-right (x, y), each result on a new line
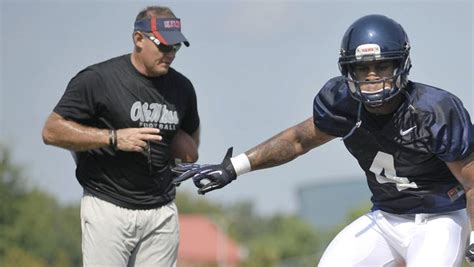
top-left (362, 84), bottom-right (393, 107)
top-left (342, 101), bottom-right (363, 141)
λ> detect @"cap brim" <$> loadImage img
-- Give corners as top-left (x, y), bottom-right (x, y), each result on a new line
top-left (153, 30), bottom-right (190, 47)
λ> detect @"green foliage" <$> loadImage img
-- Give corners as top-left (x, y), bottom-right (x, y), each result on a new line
top-left (239, 215), bottom-right (320, 267)
top-left (175, 190), bottom-right (223, 214)
top-left (345, 201), bottom-right (372, 222)
top-left (0, 145), bottom-right (81, 267)
top-left (310, 201), bottom-right (372, 262)
top-left (2, 247), bottom-right (48, 267)
top-left (176, 192), bottom-right (321, 267)
top-left (0, 145), bottom-right (26, 258)
top-left (0, 143), bottom-right (369, 267)
top-left (0, 146), bottom-right (25, 229)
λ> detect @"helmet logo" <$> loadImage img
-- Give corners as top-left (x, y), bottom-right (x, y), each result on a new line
top-left (355, 44), bottom-right (381, 60)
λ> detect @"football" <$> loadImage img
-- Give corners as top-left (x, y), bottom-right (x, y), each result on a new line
top-left (170, 129), bottom-right (198, 163)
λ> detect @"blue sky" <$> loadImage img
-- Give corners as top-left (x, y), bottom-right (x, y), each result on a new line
top-left (1, 0), bottom-right (473, 214)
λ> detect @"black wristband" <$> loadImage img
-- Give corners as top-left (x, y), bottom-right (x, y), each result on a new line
top-left (109, 129), bottom-right (117, 150)
top-left (113, 130), bottom-right (118, 149)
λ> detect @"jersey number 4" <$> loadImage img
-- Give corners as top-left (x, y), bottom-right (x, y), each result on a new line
top-left (369, 151), bottom-right (418, 191)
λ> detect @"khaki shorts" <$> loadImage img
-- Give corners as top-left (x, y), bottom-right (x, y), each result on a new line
top-left (80, 192), bottom-right (179, 267)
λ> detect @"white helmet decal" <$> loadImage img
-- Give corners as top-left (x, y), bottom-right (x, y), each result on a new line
top-left (355, 44), bottom-right (381, 61)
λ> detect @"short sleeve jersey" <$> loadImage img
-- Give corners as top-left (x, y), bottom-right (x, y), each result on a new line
top-left (54, 54), bottom-right (200, 209)
top-left (313, 76), bottom-right (474, 214)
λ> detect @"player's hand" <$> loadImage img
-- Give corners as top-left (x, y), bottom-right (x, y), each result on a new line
top-left (116, 128), bottom-right (162, 152)
top-left (171, 163), bottom-right (204, 186)
top-left (465, 243), bottom-right (474, 266)
top-left (172, 163), bottom-right (203, 176)
top-left (172, 147), bottom-right (237, 195)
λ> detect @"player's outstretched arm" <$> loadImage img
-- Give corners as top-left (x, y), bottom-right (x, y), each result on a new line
top-left (245, 116), bottom-right (335, 171)
top-left (172, 117), bottom-right (335, 194)
top-left (446, 152), bottom-right (474, 266)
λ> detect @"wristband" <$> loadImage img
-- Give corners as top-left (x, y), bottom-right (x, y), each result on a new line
top-left (109, 129), bottom-right (117, 150)
top-left (230, 153), bottom-right (251, 176)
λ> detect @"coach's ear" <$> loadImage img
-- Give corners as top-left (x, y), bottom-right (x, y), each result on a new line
top-left (132, 31), bottom-right (145, 50)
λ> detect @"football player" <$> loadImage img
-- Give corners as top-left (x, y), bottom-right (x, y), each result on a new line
top-left (174, 14), bottom-right (474, 266)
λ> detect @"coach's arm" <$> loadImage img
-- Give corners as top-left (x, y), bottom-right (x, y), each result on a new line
top-left (447, 152), bottom-right (474, 265)
top-left (447, 152), bottom-right (474, 226)
top-left (42, 112), bottom-right (161, 152)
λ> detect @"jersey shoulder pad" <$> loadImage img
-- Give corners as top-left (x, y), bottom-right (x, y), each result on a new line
top-left (313, 76), bottom-right (359, 137)
top-left (410, 82), bottom-right (474, 161)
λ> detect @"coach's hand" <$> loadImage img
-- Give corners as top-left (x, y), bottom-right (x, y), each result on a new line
top-left (466, 243), bottom-right (474, 266)
top-left (172, 147), bottom-right (237, 194)
top-left (116, 128), bottom-right (162, 152)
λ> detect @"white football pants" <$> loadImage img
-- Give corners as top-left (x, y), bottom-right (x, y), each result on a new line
top-left (80, 192), bottom-right (179, 267)
top-left (318, 209), bottom-right (469, 267)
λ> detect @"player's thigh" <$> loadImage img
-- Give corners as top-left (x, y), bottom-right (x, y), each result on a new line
top-left (318, 213), bottom-right (402, 267)
top-left (128, 201), bottom-right (180, 267)
top-left (406, 209), bottom-right (469, 267)
top-left (81, 193), bottom-right (137, 266)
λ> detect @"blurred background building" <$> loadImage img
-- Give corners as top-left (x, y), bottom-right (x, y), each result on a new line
top-left (296, 177), bottom-right (371, 229)
top-left (178, 215), bottom-right (245, 267)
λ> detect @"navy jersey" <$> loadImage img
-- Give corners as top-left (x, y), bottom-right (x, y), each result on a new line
top-left (313, 76), bottom-right (474, 214)
top-left (54, 54), bottom-right (200, 209)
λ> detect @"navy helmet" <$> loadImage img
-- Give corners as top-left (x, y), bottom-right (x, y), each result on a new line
top-left (338, 14), bottom-right (411, 107)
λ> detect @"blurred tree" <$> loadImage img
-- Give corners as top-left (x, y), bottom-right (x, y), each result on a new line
top-left (0, 145), bottom-right (81, 266)
top-left (344, 202), bottom-right (372, 222)
top-left (311, 201), bottom-right (372, 263)
top-left (237, 214), bottom-right (320, 267)
top-left (176, 192), bottom-right (322, 267)
top-left (2, 247), bottom-right (48, 267)
top-left (0, 145), bottom-right (26, 259)
top-left (176, 190), bottom-right (223, 214)
top-left (0, 146), bottom-right (328, 267)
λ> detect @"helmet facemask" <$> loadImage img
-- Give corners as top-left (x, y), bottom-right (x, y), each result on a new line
top-left (342, 54), bottom-right (411, 107)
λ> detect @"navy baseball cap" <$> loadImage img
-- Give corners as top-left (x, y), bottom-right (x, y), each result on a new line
top-left (134, 15), bottom-right (190, 47)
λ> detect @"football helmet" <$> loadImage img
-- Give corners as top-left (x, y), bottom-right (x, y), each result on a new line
top-left (338, 14), bottom-right (411, 107)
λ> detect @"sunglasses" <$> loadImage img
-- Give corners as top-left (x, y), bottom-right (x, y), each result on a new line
top-left (142, 32), bottom-right (182, 53)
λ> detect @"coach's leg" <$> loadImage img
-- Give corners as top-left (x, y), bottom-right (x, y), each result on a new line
top-left (81, 192), bottom-right (139, 266)
top-left (128, 201), bottom-right (180, 267)
top-left (318, 212), bottom-right (403, 267)
top-left (405, 209), bottom-right (469, 267)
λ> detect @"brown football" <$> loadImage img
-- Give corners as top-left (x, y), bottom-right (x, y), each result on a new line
top-left (170, 129), bottom-right (198, 163)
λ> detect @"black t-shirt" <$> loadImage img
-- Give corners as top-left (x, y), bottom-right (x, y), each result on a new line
top-left (54, 54), bottom-right (200, 209)
top-left (313, 76), bottom-right (474, 214)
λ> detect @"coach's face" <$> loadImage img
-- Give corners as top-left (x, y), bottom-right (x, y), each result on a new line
top-left (352, 60), bottom-right (396, 93)
top-left (133, 31), bottom-right (178, 77)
